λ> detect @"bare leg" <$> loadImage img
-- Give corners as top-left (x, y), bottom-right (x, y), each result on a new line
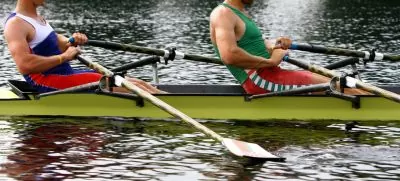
top-left (125, 77), bottom-right (167, 94)
top-left (307, 72), bottom-right (370, 95)
top-left (109, 77), bottom-right (167, 94)
top-left (344, 88), bottom-right (370, 95)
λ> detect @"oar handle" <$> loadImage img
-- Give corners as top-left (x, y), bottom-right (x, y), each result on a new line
top-left (68, 37), bottom-right (76, 44)
top-left (290, 43), bottom-right (400, 62)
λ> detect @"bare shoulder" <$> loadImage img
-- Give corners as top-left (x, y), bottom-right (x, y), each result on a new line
top-left (210, 5), bottom-right (236, 23)
top-left (4, 17), bottom-right (29, 38)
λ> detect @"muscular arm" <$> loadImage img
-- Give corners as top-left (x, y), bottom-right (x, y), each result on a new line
top-left (57, 34), bottom-right (69, 52)
top-left (4, 19), bottom-right (74, 75)
top-left (211, 8), bottom-right (281, 69)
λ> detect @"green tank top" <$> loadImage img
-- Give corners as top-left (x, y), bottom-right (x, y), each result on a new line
top-left (213, 3), bottom-right (271, 84)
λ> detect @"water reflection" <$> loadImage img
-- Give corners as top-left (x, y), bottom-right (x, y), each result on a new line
top-left (0, 118), bottom-right (108, 180)
top-left (0, 118), bottom-right (399, 180)
top-left (0, 118), bottom-right (269, 180)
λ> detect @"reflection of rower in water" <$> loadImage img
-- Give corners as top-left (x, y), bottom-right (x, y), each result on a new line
top-left (3, 0), bottom-right (163, 94)
top-left (0, 123), bottom-right (107, 180)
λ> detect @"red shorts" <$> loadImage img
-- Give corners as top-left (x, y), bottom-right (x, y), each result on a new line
top-left (27, 71), bottom-right (102, 92)
top-left (242, 66), bottom-right (314, 94)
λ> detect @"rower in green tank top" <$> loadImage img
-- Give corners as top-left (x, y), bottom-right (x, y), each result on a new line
top-left (209, 0), bottom-right (365, 95)
top-left (213, 2), bottom-right (270, 84)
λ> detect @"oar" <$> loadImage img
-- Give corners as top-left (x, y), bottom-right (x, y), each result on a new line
top-left (75, 54), bottom-right (285, 161)
top-left (36, 82), bottom-right (99, 99)
top-left (111, 56), bottom-right (160, 73)
top-left (86, 39), bottom-right (400, 102)
top-left (290, 43), bottom-right (400, 62)
top-left (284, 57), bottom-right (400, 103)
top-left (87, 40), bottom-right (223, 65)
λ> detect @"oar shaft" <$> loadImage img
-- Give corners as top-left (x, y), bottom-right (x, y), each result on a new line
top-left (111, 56), bottom-right (160, 73)
top-left (76, 55), bottom-right (224, 141)
top-left (87, 40), bottom-right (223, 65)
top-left (37, 82), bottom-right (99, 99)
top-left (286, 58), bottom-right (400, 103)
top-left (383, 54), bottom-right (400, 62)
top-left (290, 43), bottom-right (365, 58)
top-left (290, 43), bottom-right (400, 62)
top-left (356, 81), bottom-right (400, 103)
top-left (121, 79), bottom-right (224, 141)
top-left (324, 57), bottom-right (359, 70)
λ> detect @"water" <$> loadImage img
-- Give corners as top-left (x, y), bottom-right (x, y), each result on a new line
top-left (1, 118), bottom-right (399, 180)
top-left (0, 0), bottom-right (399, 180)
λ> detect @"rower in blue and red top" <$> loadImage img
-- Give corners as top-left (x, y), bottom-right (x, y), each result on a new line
top-left (3, 0), bottom-right (163, 94)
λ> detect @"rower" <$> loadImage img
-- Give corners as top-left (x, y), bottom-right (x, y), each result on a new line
top-left (3, 0), bottom-right (163, 94)
top-left (209, 0), bottom-right (366, 95)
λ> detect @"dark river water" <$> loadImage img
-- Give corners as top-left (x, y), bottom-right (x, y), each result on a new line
top-left (0, 0), bottom-right (399, 180)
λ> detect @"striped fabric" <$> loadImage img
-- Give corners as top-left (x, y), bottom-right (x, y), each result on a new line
top-left (248, 71), bottom-right (305, 92)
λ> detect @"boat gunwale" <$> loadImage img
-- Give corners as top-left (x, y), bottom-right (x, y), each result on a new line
top-left (0, 91), bottom-right (396, 99)
top-left (1, 85), bottom-right (400, 100)
top-left (1, 79), bottom-right (399, 101)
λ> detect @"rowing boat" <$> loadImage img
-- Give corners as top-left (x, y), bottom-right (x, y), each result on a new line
top-left (1, 80), bottom-right (399, 121)
top-left (1, 41), bottom-right (399, 122)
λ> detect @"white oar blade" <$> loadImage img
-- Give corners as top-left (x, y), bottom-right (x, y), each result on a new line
top-left (222, 138), bottom-right (285, 161)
